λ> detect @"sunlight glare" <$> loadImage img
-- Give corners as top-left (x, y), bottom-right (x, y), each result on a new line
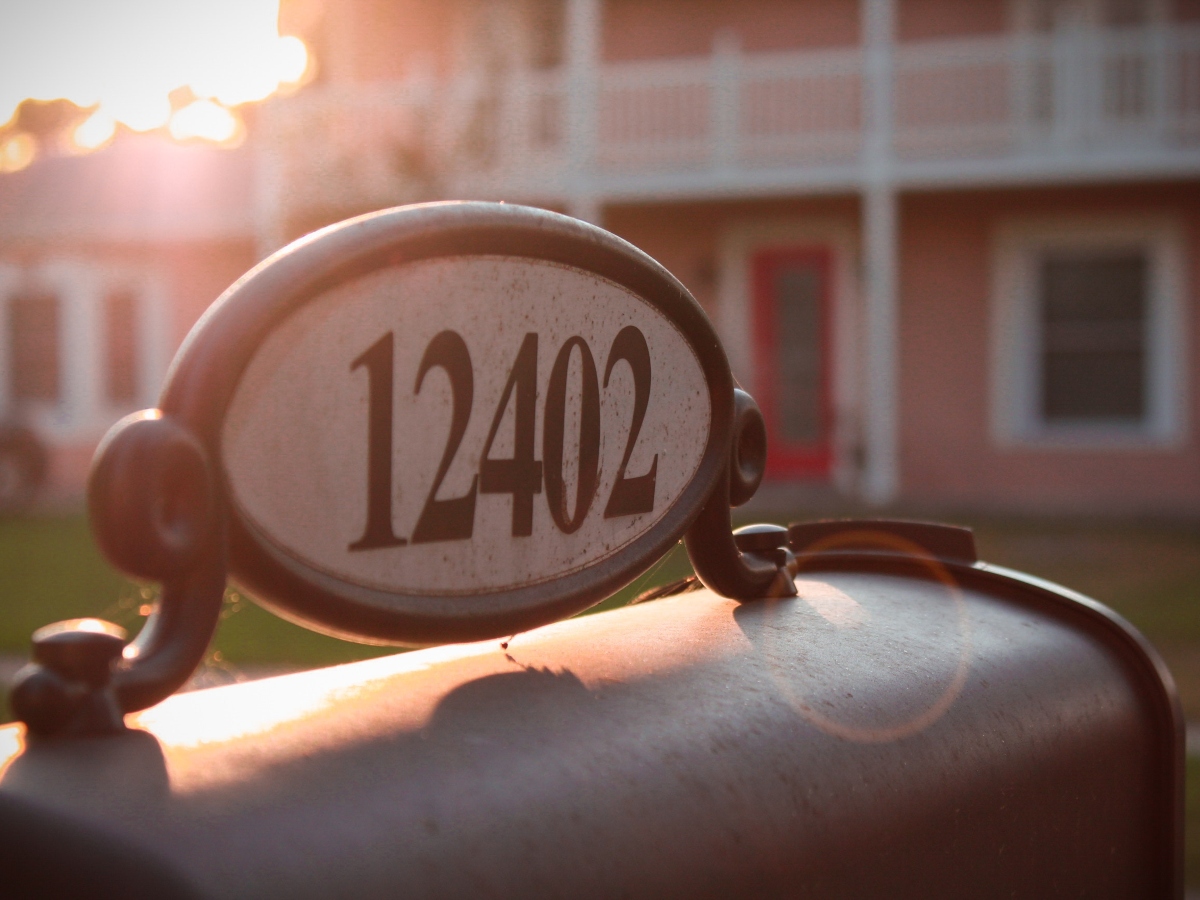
top-left (796, 580), bottom-right (868, 628)
top-left (0, 725), bottom-right (24, 780)
top-left (0, 0), bottom-right (310, 150)
top-left (169, 99), bottom-right (240, 144)
top-left (132, 641), bottom-right (501, 755)
top-left (72, 111), bottom-right (117, 151)
top-left (276, 35), bottom-right (310, 84)
top-left (0, 134), bottom-right (36, 173)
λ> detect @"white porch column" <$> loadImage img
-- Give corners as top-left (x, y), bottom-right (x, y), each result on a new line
top-left (50, 262), bottom-right (103, 434)
top-left (711, 30), bottom-right (740, 172)
top-left (568, 193), bottom-right (602, 226)
top-left (565, 0), bottom-right (601, 223)
top-left (860, 0), bottom-right (898, 505)
top-left (861, 186), bottom-right (898, 504)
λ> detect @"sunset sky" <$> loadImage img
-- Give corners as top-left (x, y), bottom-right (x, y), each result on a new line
top-left (0, 0), bottom-right (309, 168)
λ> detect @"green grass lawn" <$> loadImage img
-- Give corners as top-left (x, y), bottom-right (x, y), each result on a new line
top-left (0, 515), bottom-right (696, 669)
top-left (0, 513), bottom-right (1197, 879)
top-left (0, 513), bottom-right (1195, 709)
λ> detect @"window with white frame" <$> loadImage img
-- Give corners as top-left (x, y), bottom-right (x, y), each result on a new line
top-left (991, 219), bottom-right (1185, 446)
top-left (0, 261), bottom-right (168, 438)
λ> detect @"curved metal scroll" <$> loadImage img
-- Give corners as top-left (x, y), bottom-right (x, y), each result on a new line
top-left (10, 411), bottom-right (226, 737)
top-left (684, 389), bottom-right (797, 601)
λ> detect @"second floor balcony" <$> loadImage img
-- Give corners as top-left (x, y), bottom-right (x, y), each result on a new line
top-left (260, 22), bottom-right (1200, 222)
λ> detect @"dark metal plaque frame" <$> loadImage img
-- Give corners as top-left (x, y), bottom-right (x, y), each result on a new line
top-left (199, 204), bottom-right (734, 644)
top-left (11, 202), bottom-right (791, 735)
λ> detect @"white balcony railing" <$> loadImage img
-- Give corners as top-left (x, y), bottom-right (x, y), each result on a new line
top-left (596, 45), bottom-right (865, 171)
top-left (894, 26), bottom-right (1200, 159)
top-left (261, 24), bottom-right (1200, 216)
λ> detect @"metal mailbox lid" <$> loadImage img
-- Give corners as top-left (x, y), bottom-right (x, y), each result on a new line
top-left (0, 550), bottom-right (1182, 898)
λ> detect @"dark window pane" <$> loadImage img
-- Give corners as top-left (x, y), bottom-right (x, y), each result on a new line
top-left (775, 265), bottom-right (824, 443)
top-left (1102, 0), bottom-right (1149, 27)
top-left (9, 291), bottom-right (60, 402)
top-left (529, 0), bottom-right (564, 69)
top-left (105, 289), bottom-right (139, 405)
top-left (1040, 251), bottom-right (1146, 422)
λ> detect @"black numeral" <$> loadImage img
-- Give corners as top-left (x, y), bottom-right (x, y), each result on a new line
top-left (412, 331), bottom-right (478, 544)
top-left (603, 326), bottom-right (657, 518)
top-left (351, 325), bottom-right (659, 549)
top-left (349, 332), bottom-right (407, 551)
top-left (544, 336), bottom-right (600, 534)
top-left (480, 332), bottom-right (543, 537)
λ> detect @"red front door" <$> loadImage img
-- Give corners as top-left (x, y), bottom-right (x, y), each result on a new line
top-left (752, 246), bottom-right (833, 479)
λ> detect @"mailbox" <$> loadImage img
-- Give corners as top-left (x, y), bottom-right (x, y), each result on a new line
top-left (0, 204), bottom-right (1183, 897)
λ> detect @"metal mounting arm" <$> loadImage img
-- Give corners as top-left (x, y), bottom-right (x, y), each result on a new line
top-left (10, 411), bottom-right (226, 737)
top-left (684, 389), bottom-right (797, 601)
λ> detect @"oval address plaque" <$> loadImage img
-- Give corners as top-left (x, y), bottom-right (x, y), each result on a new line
top-left (137, 203), bottom-right (741, 648)
top-left (223, 256), bottom-right (711, 599)
top-left (13, 202), bottom-right (792, 734)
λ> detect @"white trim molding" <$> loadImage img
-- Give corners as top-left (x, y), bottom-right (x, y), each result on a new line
top-left (717, 217), bottom-right (862, 493)
top-left (990, 215), bottom-right (1187, 449)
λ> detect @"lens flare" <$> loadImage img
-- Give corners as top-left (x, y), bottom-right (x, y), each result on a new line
top-left (0, 0), bottom-right (311, 152)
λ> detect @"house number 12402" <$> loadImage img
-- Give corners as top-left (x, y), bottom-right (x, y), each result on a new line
top-left (349, 327), bottom-right (659, 551)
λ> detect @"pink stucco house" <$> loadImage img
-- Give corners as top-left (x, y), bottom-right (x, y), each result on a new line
top-left (2, 0), bottom-right (1199, 514)
top-left (0, 139), bottom-right (257, 503)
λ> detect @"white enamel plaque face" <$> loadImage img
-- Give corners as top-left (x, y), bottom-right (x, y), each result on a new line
top-left (222, 256), bottom-right (711, 600)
